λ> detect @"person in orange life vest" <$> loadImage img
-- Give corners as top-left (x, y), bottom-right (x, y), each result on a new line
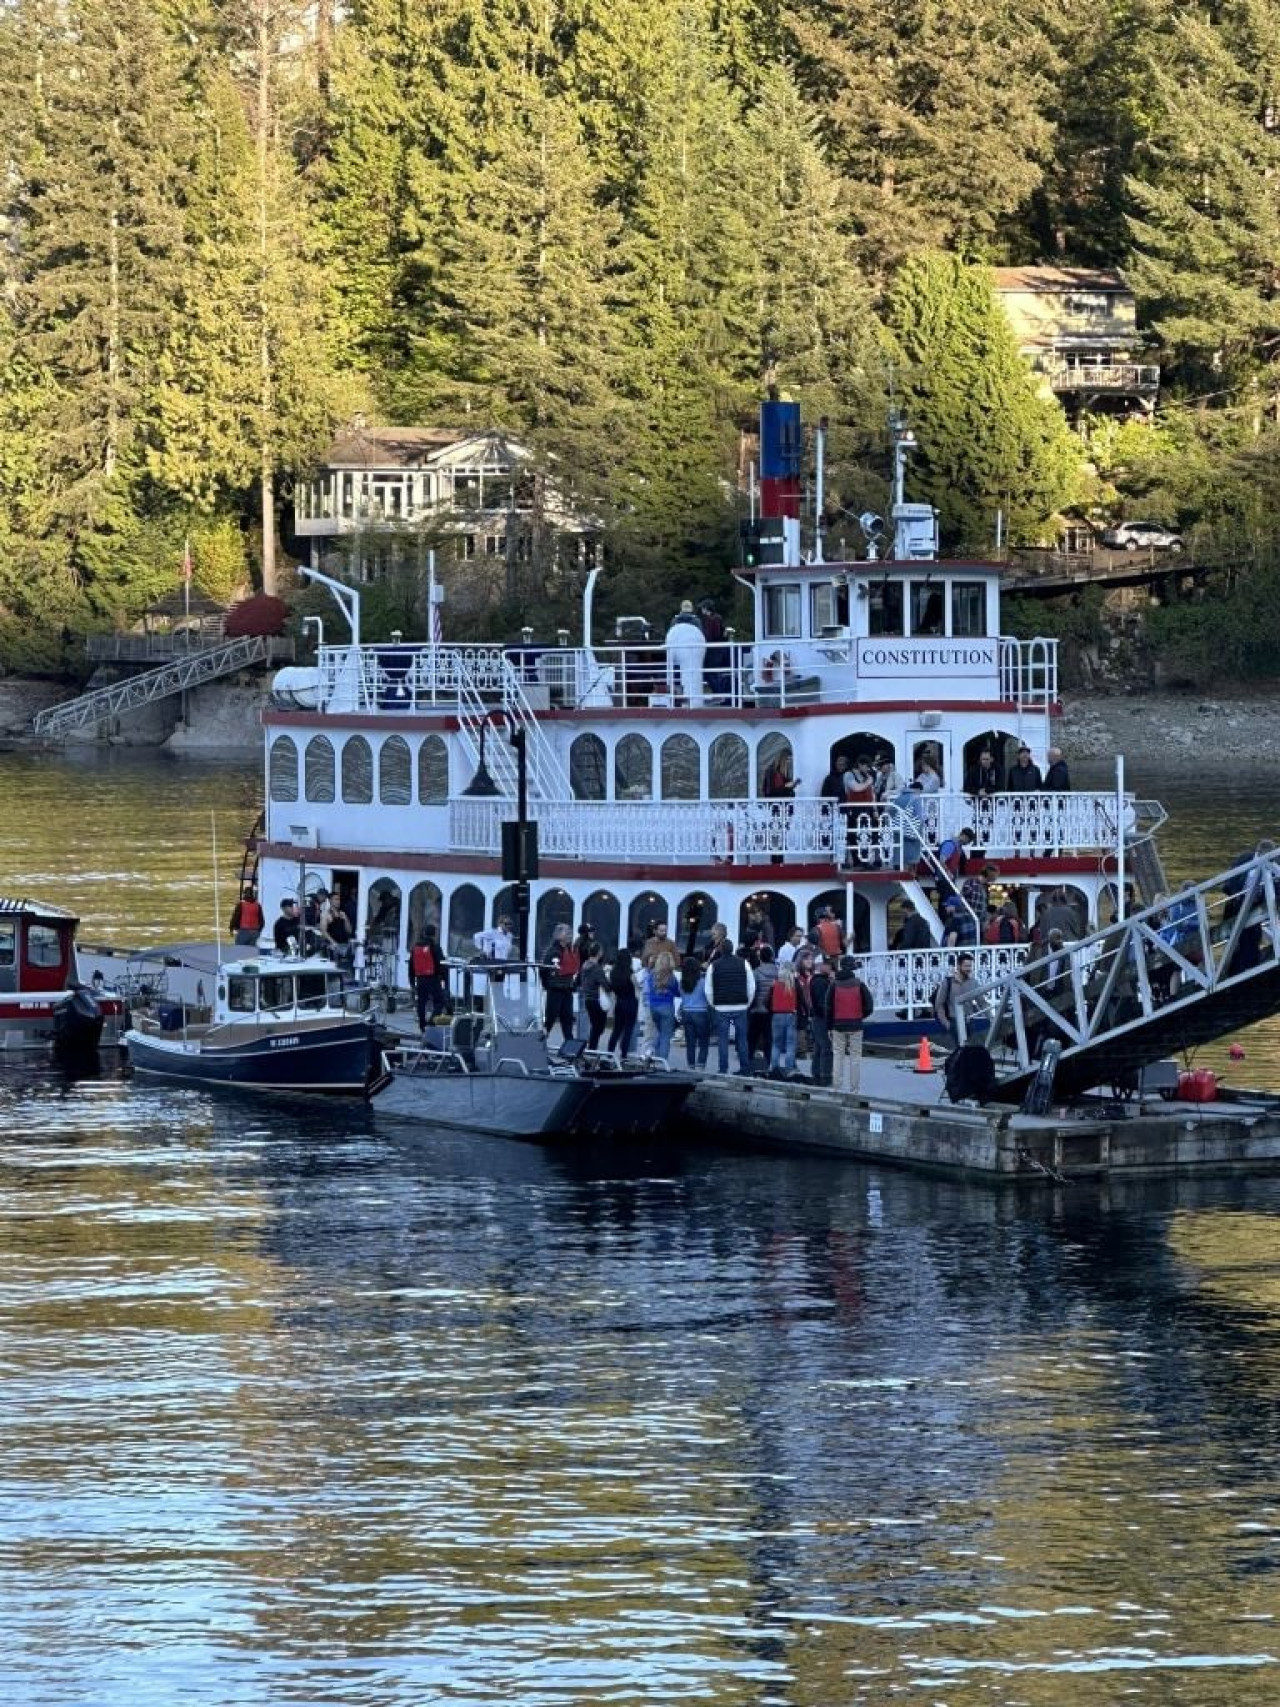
top-left (825, 955), bottom-right (875, 1093)
top-left (229, 884), bottom-right (265, 946)
top-left (541, 922), bottom-right (580, 1045)
top-left (410, 924), bottom-right (449, 1030)
top-left (813, 906), bottom-right (845, 960)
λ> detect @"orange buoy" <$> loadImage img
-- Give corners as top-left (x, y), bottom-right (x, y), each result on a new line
top-left (915, 1035), bottom-right (934, 1073)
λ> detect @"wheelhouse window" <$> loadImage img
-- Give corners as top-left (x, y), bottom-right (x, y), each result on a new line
top-left (258, 975), bottom-right (294, 1010)
top-left (763, 583), bottom-right (802, 639)
top-left (868, 579), bottom-right (904, 636)
top-left (810, 582), bottom-right (847, 635)
top-left (951, 580), bottom-right (987, 637)
top-left (26, 925), bottom-right (62, 967)
top-left (908, 579), bottom-right (944, 636)
top-left (227, 977), bottom-right (257, 1013)
top-left (0, 920), bottom-right (14, 966)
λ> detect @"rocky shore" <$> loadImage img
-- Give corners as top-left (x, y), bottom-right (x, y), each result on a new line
top-left (1059, 692), bottom-right (1280, 765)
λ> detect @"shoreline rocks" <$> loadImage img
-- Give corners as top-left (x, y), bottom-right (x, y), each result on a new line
top-left (1059, 693), bottom-right (1280, 765)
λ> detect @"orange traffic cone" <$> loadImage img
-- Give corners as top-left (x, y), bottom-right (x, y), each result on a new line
top-left (914, 1035), bottom-right (934, 1073)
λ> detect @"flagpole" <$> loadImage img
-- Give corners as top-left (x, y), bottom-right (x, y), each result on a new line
top-left (428, 549), bottom-right (438, 706)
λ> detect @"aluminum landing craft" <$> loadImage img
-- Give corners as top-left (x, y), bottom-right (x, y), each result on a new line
top-left (959, 845), bottom-right (1280, 1102)
top-left (370, 963), bottom-right (694, 1140)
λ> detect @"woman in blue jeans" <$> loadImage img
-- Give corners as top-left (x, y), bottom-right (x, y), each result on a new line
top-left (644, 952), bottom-right (680, 1060)
top-left (679, 955), bottom-right (711, 1069)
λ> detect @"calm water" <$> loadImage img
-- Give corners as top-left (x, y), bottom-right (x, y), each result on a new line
top-left (3, 750), bottom-right (1280, 1705)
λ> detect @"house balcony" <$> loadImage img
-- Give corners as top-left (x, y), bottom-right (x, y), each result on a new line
top-left (1045, 359), bottom-right (1160, 398)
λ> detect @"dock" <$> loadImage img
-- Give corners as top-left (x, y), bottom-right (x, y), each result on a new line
top-left (684, 1057), bottom-right (1280, 1183)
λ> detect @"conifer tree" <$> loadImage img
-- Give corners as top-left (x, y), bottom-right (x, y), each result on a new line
top-left (885, 254), bottom-right (1081, 550)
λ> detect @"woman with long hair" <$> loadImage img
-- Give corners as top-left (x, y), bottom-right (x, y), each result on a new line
top-left (606, 947), bottom-right (640, 1059)
top-left (644, 950), bottom-right (680, 1061)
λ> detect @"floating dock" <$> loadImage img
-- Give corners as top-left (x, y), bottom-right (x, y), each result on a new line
top-left (685, 1056), bottom-right (1280, 1183)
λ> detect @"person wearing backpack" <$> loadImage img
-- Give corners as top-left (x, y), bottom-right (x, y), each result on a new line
top-left (933, 952), bottom-right (975, 1046)
top-left (828, 956), bottom-right (875, 1093)
top-left (983, 901), bottom-right (1026, 946)
top-left (541, 922), bottom-right (580, 1046)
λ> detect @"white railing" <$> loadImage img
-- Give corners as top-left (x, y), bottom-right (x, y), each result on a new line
top-left (862, 944), bottom-right (1029, 1020)
top-left (448, 790), bottom-right (1149, 866)
top-left (310, 636), bottom-right (1058, 714)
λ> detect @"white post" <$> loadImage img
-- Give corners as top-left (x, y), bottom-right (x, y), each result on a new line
top-left (813, 418), bottom-right (826, 565)
top-left (1115, 754), bottom-right (1126, 922)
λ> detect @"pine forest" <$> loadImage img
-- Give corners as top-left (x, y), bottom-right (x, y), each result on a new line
top-left (2, 0), bottom-right (1279, 678)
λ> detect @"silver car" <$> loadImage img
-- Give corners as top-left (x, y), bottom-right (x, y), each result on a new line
top-left (1100, 520), bottom-right (1184, 552)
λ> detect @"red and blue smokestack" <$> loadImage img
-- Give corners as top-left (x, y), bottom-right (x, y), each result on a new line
top-left (759, 400), bottom-right (802, 520)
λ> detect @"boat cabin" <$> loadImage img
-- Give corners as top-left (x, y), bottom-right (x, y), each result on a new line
top-left (216, 957), bottom-right (370, 1023)
top-left (0, 899), bottom-right (78, 994)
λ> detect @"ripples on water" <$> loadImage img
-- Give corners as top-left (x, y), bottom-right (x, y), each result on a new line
top-left (1, 754), bottom-right (1280, 1703)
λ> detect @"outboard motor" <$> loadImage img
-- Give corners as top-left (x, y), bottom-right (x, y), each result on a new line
top-left (52, 983), bottom-right (105, 1063)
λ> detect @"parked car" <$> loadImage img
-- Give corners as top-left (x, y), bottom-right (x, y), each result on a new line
top-left (1100, 520), bottom-right (1184, 553)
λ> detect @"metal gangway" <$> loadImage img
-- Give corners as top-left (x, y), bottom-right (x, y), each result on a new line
top-left (31, 635), bottom-right (279, 738)
top-left (959, 844), bottom-right (1280, 1102)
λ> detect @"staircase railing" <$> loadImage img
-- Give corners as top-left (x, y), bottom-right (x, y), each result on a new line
top-left (32, 635), bottom-right (278, 737)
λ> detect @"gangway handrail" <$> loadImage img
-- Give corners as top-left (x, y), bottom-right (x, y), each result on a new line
top-left (958, 844), bottom-right (1280, 1099)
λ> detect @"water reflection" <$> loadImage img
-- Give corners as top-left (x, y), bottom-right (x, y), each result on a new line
top-left (2, 755), bottom-right (1280, 1701)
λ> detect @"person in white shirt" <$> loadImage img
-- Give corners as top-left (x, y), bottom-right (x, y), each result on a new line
top-left (778, 926), bottom-right (806, 966)
top-left (474, 916), bottom-right (514, 961)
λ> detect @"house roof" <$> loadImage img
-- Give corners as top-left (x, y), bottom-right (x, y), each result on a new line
top-left (992, 266), bottom-right (1130, 294)
top-left (321, 425), bottom-right (519, 470)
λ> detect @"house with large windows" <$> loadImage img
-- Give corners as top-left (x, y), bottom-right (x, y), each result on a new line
top-left (293, 422), bottom-right (596, 584)
top-left (992, 267), bottom-right (1159, 420)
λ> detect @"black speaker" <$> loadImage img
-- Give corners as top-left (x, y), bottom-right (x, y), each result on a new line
top-left (501, 820), bottom-right (539, 880)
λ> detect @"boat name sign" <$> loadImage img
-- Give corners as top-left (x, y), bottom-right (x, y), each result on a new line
top-left (857, 639), bottom-right (998, 677)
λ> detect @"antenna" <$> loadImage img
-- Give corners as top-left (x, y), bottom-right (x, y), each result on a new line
top-left (212, 811), bottom-right (222, 975)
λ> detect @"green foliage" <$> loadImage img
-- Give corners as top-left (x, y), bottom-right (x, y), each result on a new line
top-left (885, 255), bottom-right (1083, 550)
top-left (1146, 569), bottom-right (1280, 686)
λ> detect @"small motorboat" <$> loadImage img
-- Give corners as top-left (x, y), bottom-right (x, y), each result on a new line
top-left (0, 896), bottom-right (126, 1061)
top-left (123, 953), bottom-right (382, 1094)
top-left (370, 962), bottom-right (695, 1140)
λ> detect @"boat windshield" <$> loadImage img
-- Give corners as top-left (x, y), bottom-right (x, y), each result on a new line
top-left (479, 963), bottom-right (544, 1034)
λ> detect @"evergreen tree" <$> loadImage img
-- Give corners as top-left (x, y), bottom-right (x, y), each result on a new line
top-left (1126, 0), bottom-right (1280, 402)
top-left (885, 253), bottom-right (1081, 549)
top-left (781, 0), bottom-right (1064, 281)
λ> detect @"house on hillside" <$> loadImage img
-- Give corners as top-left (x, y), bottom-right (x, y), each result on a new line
top-left (992, 267), bottom-right (1159, 420)
top-left (293, 423), bottom-right (597, 586)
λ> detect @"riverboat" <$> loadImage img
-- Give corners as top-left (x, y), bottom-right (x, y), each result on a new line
top-left (0, 896), bottom-right (127, 1059)
top-left (372, 961), bottom-right (694, 1139)
top-left (251, 404), bottom-right (1166, 1036)
top-left (123, 952), bottom-right (382, 1093)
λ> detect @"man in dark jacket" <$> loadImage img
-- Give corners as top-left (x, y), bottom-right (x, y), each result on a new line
top-left (707, 945), bottom-right (755, 1074)
top-left (893, 900), bottom-right (934, 951)
top-left (823, 955), bottom-right (875, 1093)
top-left (1006, 744), bottom-right (1043, 790)
top-left (1042, 747), bottom-right (1071, 790)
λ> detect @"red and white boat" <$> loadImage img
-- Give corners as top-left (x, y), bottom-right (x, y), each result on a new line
top-left (251, 404), bottom-right (1165, 1039)
top-left (0, 897), bottom-right (127, 1058)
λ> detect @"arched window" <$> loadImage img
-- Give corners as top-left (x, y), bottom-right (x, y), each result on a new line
top-left (268, 735), bottom-right (298, 803)
top-left (535, 887), bottom-right (574, 956)
top-left (341, 735), bottom-right (373, 804)
top-left (627, 891), bottom-right (667, 953)
top-left (756, 732), bottom-right (794, 798)
top-left (740, 890), bottom-right (796, 950)
top-left (407, 881), bottom-right (443, 949)
top-left (492, 885), bottom-right (517, 928)
top-left (709, 732), bottom-right (748, 800)
top-left (379, 735), bottom-right (412, 805)
top-left (447, 884), bottom-right (486, 961)
top-left (614, 733), bottom-right (653, 800)
top-left (675, 891), bottom-right (717, 956)
top-left (661, 733), bottom-right (699, 800)
top-left (366, 879), bottom-right (402, 979)
top-left (580, 890), bottom-right (621, 956)
top-left (570, 733), bottom-right (607, 801)
top-left (417, 734), bottom-right (449, 803)
top-left (304, 735), bottom-right (335, 803)
top-left (807, 888), bottom-right (871, 954)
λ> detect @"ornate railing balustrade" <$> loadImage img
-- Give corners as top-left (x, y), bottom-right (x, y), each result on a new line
top-left (862, 944), bottom-right (1029, 1021)
top-left (449, 790), bottom-right (1149, 867)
